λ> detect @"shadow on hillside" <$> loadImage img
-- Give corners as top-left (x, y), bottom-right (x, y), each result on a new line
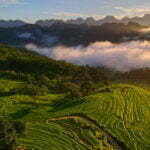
top-left (10, 108), bottom-right (32, 120)
top-left (49, 98), bottom-right (85, 113)
top-left (19, 100), bottom-right (52, 108)
top-left (0, 91), bottom-right (16, 97)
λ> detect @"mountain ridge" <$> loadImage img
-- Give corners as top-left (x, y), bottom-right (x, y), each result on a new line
top-left (0, 14), bottom-right (150, 28)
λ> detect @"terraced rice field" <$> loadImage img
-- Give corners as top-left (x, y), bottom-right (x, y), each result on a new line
top-left (0, 79), bottom-right (150, 150)
top-left (46, 84), bottom-right (150, 150)
top-left (18, 119), bottom-right (115, 150)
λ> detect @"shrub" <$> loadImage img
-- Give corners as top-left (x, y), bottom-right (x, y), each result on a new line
top-left (0, 120), bottom-right (26, 150)
top-left (80, 81), bottom-right (96, 96)
top-left (22, 84), bottom-right (49, 96)
top-left (57, 81), bottom-right (82, 99)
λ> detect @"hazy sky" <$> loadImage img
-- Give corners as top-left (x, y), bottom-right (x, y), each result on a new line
top-left (0, 0), bottom-right (150, 22)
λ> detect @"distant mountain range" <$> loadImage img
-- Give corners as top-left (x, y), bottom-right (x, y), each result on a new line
top-left (0, 14), bottom-right (150, 28)
top-left (0, 21), bottom-right (150, 48)
top-left (0, 20), bottom-right (26, 28)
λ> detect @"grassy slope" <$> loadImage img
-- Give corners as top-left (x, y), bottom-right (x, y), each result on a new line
top-left (0, 45), bottom-right (149, 150)
top-left (0, 80), bottom-right (115, 150)
top-left (48, 84), bottom-right (150, 150)
top-left (0, 78), bottom-right (149, 150)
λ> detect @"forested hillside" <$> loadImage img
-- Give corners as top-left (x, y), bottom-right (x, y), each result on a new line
top-left (0, 45), bottom-right (150, 150)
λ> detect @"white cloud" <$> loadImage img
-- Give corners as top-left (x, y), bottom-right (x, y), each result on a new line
top-left (53, 12), bottom-right (103, 20)
top-left (0, 0), bottom-right (27, 5)
top-left (115, 7), bottom-right (150, 17)
top-left (42, 11), bottom-right (49, 15)
top-left (26, 41), bottom-right (150, 71)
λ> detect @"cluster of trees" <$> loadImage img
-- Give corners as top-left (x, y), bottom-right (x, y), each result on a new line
top-left (0, 44), bottom-right (149, 98)
top-left (56, 81), bottom-right (97, 98)
top-left (0, 44), bottom-right (108, 77)
top-left (0, 120), bottom-right (25, 150)
top-left (121, 68), bottom-right (150, 83)
top-left (0, 44), bottom-right (111, 96)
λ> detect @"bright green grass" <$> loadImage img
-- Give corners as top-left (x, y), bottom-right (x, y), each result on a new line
top-left (18, 122), bottom-right (87, 150)
top-left (50, 84), bottom-right (150, 150)
top-left (0, 78), bottom-right (150, 150)
top-left (18, 119), bottom-right (114, 150)
top-left (0, 78), bottom-right (23, 92)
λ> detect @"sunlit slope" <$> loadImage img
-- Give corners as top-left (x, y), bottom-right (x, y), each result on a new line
top-left (18, 120), bottom-right (116, 150)
top-left (0, 78), bottom-right (118, 149)
top-left (49, 84), bottom-right (150, 150)
top-left (0, 76), bottom-right (149, 149)
top-left (0, 44), bottom-right (150, 150)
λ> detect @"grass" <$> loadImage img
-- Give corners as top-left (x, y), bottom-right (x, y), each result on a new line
top-left (0, 78), bottom-right (150, 150)
top-left (51, 84), bottom-right (150, 150)
top-left (0, 78), bottom-right (23, 92)
top-left (18, 119), bottom-right (115, 150)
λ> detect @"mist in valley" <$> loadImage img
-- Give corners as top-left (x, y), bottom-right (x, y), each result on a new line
top-left (26, 40), bottom-right (150, 71)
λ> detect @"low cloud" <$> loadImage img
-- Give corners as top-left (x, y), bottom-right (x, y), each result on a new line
top-left (115, 6), bottom-right (150, 17)
top-left (53, 12), bottom-right (103, 20)
top-left (26, 41), bottom-right (150, 71)
top-left (140, 28), bottom-right (150, 33)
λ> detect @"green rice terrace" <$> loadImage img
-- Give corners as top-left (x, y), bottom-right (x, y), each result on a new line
top-left (0, 45), bottom-right (150, 150)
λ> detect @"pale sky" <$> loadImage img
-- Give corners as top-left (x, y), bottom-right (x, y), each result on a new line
top-left (0, 0), bottom-right (150, 22)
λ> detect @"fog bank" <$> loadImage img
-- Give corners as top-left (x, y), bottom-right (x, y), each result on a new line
top-left (26, 41), bottom-right (150, 71)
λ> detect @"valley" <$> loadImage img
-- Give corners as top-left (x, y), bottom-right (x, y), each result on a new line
top-left (0, 45), bottom-right (149, 150)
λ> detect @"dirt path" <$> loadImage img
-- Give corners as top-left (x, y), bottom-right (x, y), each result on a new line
top-left (47, 114), bottom-right (128, 150)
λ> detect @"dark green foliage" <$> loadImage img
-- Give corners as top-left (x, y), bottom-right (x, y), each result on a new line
top-left (7, 84), bottom-right (48, 96)
top-left (57, 81), bottom-right (80, 93)
top-left (11, 108), bottom-right (32, 120)
top-left (121, 68), bottom-right (150, 83)
top-left (81, 81), bottom-right (97, 96)
top-left (21, 84), bottom-right (49, 96)
top-left (0, 120), bottom-right (25, 150)
top-left (0, 44), bottom-right (110, 84)
top-left (34, 74), bottom-right (51, 87)
top-left (62, 82), bottom-right (82, 99)
top-left (0, 120), bottom-right (16, 150)
top-left (13, 121), bottom-right (26, 136)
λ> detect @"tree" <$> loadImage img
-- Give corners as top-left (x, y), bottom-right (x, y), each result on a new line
top-left (81, 81), bottom-right (96, 96)
top-left (57, 81), bottom-right (82, 99)
top-left (65, 83), bottom-right (82, 99)
top-left (34, 74), bottom-right (51, 87)
top-left (0, 120), bottom-right (26, 150)
top-left (22, 84), bottom-right (49, 96)
top-left (0, 120), bottom-right (16, 150)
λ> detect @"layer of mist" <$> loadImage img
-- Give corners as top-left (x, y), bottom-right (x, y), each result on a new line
top-left (26, 41), bottom-right (150, 71)
top-left (140, 27), bottom-right (150, 33)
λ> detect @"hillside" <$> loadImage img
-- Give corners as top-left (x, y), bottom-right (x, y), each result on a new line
top-left (0, 45), bottom-right (150, 150)
top-left (0, 78), bottom-right (149, 150)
